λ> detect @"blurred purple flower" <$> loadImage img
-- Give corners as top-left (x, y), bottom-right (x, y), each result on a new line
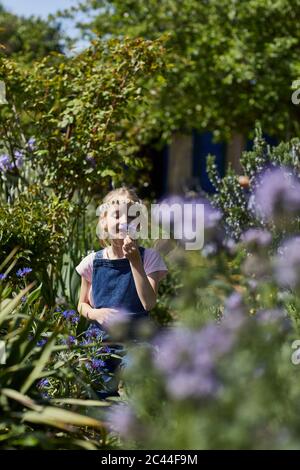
top-left (274, 237), bottom-right (300, 289)
top-left (37, 338), bottom-right (47, 347)
top-left (106, 404), bottom-right (139, 438)
top-left (256, 309), bottom-right (286, 325)
top-left (240, 228), bottom-right (272, 248)
top-left (152, 194), bottom-right (222, 249)
top-left (0, 273), bottom-right (7, 280)
top-left (27, 137), bottom-right (36, 150)
top-left (252, 166), bottom-right (300, 223)
top-left (167, 370), bottom-right (219, 399)
top-left (13, 150), bottom-right (24, 168)
top-left (222, 237), bottom-right (237, 254)
top-left (224, 291), bottom-right (244, 312)
top-left (0, 151), bottom-right (23, 172)
top-left (85, 154), bottom-right (96, 168)
top-left (37, 378), bottom-right (50, 389)
top-left (223, 292), bottom-right (246, 331)
top-left (153, 322), bottom-right (235, 400)
top-left (0, 154), bottom-right (13, 172)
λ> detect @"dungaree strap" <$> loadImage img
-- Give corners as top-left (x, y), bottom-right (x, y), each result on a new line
top-left (94, 246), bottom-right (145, 260)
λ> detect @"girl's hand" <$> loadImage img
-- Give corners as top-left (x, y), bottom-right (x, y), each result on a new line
top-left (122, 235), bottom-right (141, 264)
top-left (91, 307), bottom-right (122, 328)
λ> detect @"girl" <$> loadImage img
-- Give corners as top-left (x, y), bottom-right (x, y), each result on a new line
top-left (75, 186), bottom-right (168, 397)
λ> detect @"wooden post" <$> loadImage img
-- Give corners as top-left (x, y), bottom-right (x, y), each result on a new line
top-left (226, 132), bottom-right (245, 174)
top-left (167, 132), bottom-right (193, 193)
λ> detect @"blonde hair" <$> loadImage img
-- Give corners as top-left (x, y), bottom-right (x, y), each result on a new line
top-left (97, 186), bottom-right (142, 248)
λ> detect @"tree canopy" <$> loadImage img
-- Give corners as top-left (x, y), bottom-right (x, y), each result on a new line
top-left (0, 3), bottom-right (64, 62)
top-left (67, 0), bottom-right (300, 141)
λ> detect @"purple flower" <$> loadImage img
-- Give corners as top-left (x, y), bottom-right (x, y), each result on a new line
top-left (91, 358), bottom-right (105, 369)
top-left (85, 154), bottom-right (96, 168)
top-left (0, 151), bottom-right (23, 172)
top-left (274, 237), bottom-right (300, 289)
top-left (196, 324), bottom-right (235, 356)
top-left (13, 150), bottom-right (24, 168)
top-left (84, 325), bottom-right (105, 341)
top-left (37, 338), bottom-right (47, 347)
top-left (38, 378), bottom-right (50, 389)
top-left (223, 292), bottom-right (246, 331)
top-left (106, 404), bottom-right (139, 438)
top-left (16, 267), bottom-right (32, 278)
top-left (256, 309), bottom-right (286, 325)
top-left (98, 345), bottom-right (111, 354)
top-left (153, 323), bottom-right (235, 400)
top-left (222, 237), bottom-right (237, 255)
top-left (166, 370), bottom-right (219, 399)
top-left (252, 166), bottom-right (300, 223)
top-left (67, 335), bottom-right (76, 345)
top-left (256, 308), bottom-right (291, 333)
top-left (84, 358), bottom-right (105, 372)
top-left (27, 137), bottom-right (36, 151)
top-left (0, 154), bottom-right (13, 172)
top-left (0, 273), bottom-right (7, 280)
top-left (224, 292), bottom-right (244, 312)
top-left (240, 229), bottom-right (272, 249)
top-left (80, 338), bottom-right (93, 346)
top-left (62, 309), bottom-right (79, 324)
top-left (153, 195), bottom-right (222, 250)
top-left (21, 295), bottom-right (27, 303)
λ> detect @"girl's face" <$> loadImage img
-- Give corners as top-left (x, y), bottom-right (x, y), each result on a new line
top-left (103, 200), bottom-right (137, 239)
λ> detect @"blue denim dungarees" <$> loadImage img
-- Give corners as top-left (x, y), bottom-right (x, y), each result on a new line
top-left (87, 246), bottom-right (149, 398)
top-left (92, 246), bottom-right (148, 317)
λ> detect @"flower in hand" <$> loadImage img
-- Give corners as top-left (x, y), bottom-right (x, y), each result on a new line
top-left (122, 235), bottom-right (141, 263)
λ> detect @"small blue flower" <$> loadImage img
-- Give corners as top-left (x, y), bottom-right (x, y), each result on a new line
top-left (38, 378), bottom-right (50, 389)
top-left (98, 345), bottom-right (111, 354)
top-left (85, 154), bottom-right (96, 168)
top-left (0, 273), bottom-right (7, 280)
top-left (16, 267), bottom-right (32, 278)
top-left (71, 314), bottom-right (80, 324)
top-left (80, 338), bottom-right (93, 346)
top-left (13, 150), bottom-right (24, 168)
top-left (67, 335), bottom-right (76, 345)
top-left (85, 358), bottom-right (106, 372)
top-left (91, 358), bottom-right (105, 369)
top-left (62, 309), bottom-right (79, 324)
top-left (37, 338), bottom-right (47, 347)
top-left (0, 154), bottom-right (13, 172)
top-left (27, 137), bottom-right (36, 150)
top-left (84, 325), bottom-right (104, 341)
